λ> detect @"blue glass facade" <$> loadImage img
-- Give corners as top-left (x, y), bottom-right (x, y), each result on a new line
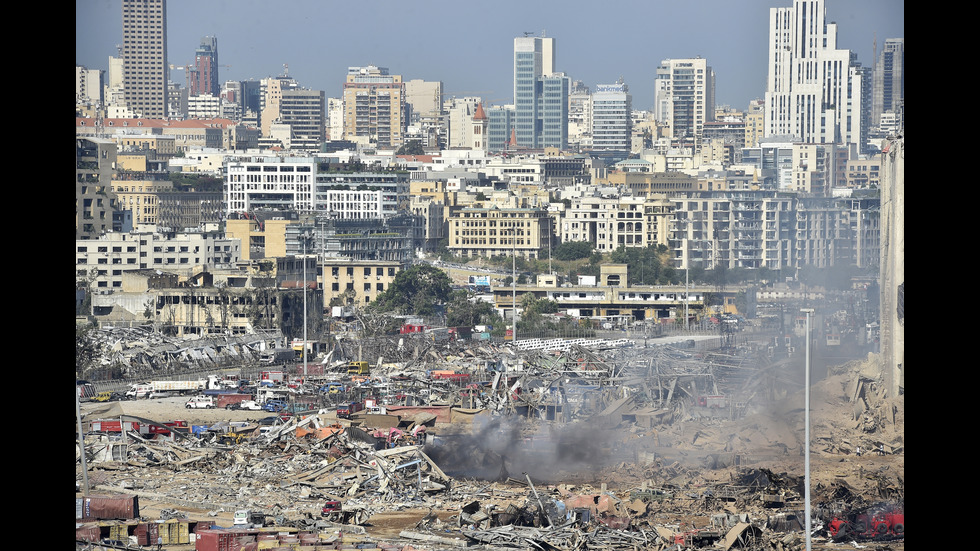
top-left (513, 37), bottom-right (568, 150)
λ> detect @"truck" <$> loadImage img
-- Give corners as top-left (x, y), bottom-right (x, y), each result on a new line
top-left (260, 371), bottom-right (286, 385)
top-left (215, 393), bottom-right (253, 409)
top-left (125, 378), bottom-right (214, 399)
top-left (348, 361), bottom-right (370, 375)
top-left (336, 401), bottom-right (364, 419)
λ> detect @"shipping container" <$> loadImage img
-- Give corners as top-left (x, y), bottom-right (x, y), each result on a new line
top-left (194, 529), bottom-right (256, 551)
top-left (76, 495), bottom-right (140, 520)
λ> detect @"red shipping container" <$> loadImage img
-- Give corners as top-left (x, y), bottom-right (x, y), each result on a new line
top-left (77, 495), bottom-right (140, 520)
top-left (194, 529), bottom-right (255, 551)
top-left (75, 524), bottom-right (101, 542)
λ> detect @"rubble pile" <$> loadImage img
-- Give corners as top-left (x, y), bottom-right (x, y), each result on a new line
top-left (78, 338), bottom-right (902, 549)
top-left (80, 325), bottom-right (274, 377)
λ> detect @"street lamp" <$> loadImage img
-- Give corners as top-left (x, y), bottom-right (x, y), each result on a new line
top-left (801, 307), bottom-right (814, 550)
top-left (512, 226), bottom-right (517, 343)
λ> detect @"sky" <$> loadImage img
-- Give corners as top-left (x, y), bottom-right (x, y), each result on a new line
top-left (76, 0), bottom-right (904, 111)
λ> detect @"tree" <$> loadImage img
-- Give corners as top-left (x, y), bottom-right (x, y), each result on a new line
top-left (76, 323), bottom-right (99, 378)
top-left (610, 245), bottom-right (672, 285)
top-left (370, 264), bottom-right (452, 317)
top-left (446, 290), bottom-right (503, 328)
top-left (395, 140), bottom-right (425, 156)
top-left (553, 241), bottom-right (594, 261)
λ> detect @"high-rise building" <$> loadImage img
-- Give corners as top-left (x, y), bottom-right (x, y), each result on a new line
top-left (487, 105), bottom-right (516, 153)
top-left (591, 81), bottom-right (632, 151)
top-left (280, 89), bottom-right (327, 149)
top-left (873, 38), bottom-right (904, 130)
top-left (513, 36), bottom-right (569, 150)
top-left (76, 66), bottom-right (104, 105)
top-left (655, 58), bottom-right (715, 151)
top-left (764, 0), bottom-right (863, 148)
top-left (343, 66), bottom-right (407, 149)
top-left (122, 0), bottom-right (168, 118)
top-left (189, 36), bottom-right (219, 97)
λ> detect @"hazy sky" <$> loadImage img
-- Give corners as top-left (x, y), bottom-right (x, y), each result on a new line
top-left (76, 0), bottom-right (904, 111)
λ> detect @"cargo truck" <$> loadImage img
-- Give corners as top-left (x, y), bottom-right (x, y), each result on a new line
top-left (125, 376), bottom-right (225, 399)
top-left (347, 361), bottom-right (370, 375)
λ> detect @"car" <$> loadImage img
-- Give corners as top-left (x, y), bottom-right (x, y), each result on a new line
top-left (92, 391), bottom-right (114, 403)
top-left (321, 500), bottom-right (342, 518)
top-left (227, 400), bottom-right (263, 411)
top-left (185, 396), bottom-right (215, 409)
top-left (263, 399), bottom-right (288, 412)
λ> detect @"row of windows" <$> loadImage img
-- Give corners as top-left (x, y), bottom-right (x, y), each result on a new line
top-left (330, 266), bottom-right (396, 277)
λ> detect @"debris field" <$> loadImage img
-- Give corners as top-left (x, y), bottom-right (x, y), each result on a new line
top-left (77, 335), bottom-right (903, 550)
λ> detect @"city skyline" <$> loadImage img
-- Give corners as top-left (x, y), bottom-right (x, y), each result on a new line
top-left (76, 0), bottom-right (903, 112)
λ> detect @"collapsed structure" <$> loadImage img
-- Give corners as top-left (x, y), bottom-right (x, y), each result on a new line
top-left (77, 330), bottom-right (903, 550)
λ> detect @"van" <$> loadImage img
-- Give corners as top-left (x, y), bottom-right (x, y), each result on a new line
top-left (185, 396), bottom-right (215, 409)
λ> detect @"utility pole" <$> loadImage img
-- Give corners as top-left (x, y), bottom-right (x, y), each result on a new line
top-left (802, 307), bottom-right (814, 551)
top-left (512, 226), bottom-right (517, 344)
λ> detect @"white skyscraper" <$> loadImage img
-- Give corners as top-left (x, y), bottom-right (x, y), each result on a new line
top-left (591, 81), bottom-right (632, 151)
top-left (764, 0), bottom-right (863, 147)
top-left (655, 58), bottom-right (715, 151)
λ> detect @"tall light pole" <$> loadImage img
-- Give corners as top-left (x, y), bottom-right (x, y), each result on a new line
top-left (801, 307), bottom-right (814, 551)
top-left (302, 237), bottom-right (308, 378)
top-left (512, 226), bottom-right (517, 343)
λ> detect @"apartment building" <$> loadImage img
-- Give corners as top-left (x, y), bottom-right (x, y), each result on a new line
top-left (655, 58), bottom-right (715, 151)
top-left (321, 258), bottom-right (403, 308)
top-left (75, 230), bottom-right (241, 291)
top-left (765, 0), bottom-right (864, 149)
top-left (343, 66), bottom-right (407, 149)
top-left (668, 191), bottom-right (879, 270)
top-left (111, 169), bottom-right (173, 227)
top-left (224, 156), bottom-right (409, 218)
top-left (89, 260), bottom-right (320, 338)
top-left (77, 137), bottom-right (122, 240)
top-left (448, 206), bottom-right (554, 259)
top-left (845, 157), bottom-right (881, 189)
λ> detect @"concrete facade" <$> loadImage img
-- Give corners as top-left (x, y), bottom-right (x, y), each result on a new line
top-left (122, 0), bottom-right (168, 118)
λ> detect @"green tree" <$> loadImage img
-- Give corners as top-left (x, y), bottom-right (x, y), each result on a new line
top-left (610, 245), bottom-right (672, 285)
top-left (553, 241), bottom-right (594, 261)
top-left (370, 264), bottom-right (452, 317)
top-left (445, 290), bottom-right (503, 328)
top-left (395, 140), bottom-right (425, 156)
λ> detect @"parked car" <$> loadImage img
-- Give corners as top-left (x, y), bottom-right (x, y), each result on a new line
top-left (185, 396), bottom-right (216, 409)
top-left (263, 399), bottom-right (288, 412)
top-left (228, 400), bottom-right (263, 411)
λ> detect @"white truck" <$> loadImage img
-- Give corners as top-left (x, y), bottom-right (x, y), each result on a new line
top-left (126, 378), bottom-right (216, 399)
